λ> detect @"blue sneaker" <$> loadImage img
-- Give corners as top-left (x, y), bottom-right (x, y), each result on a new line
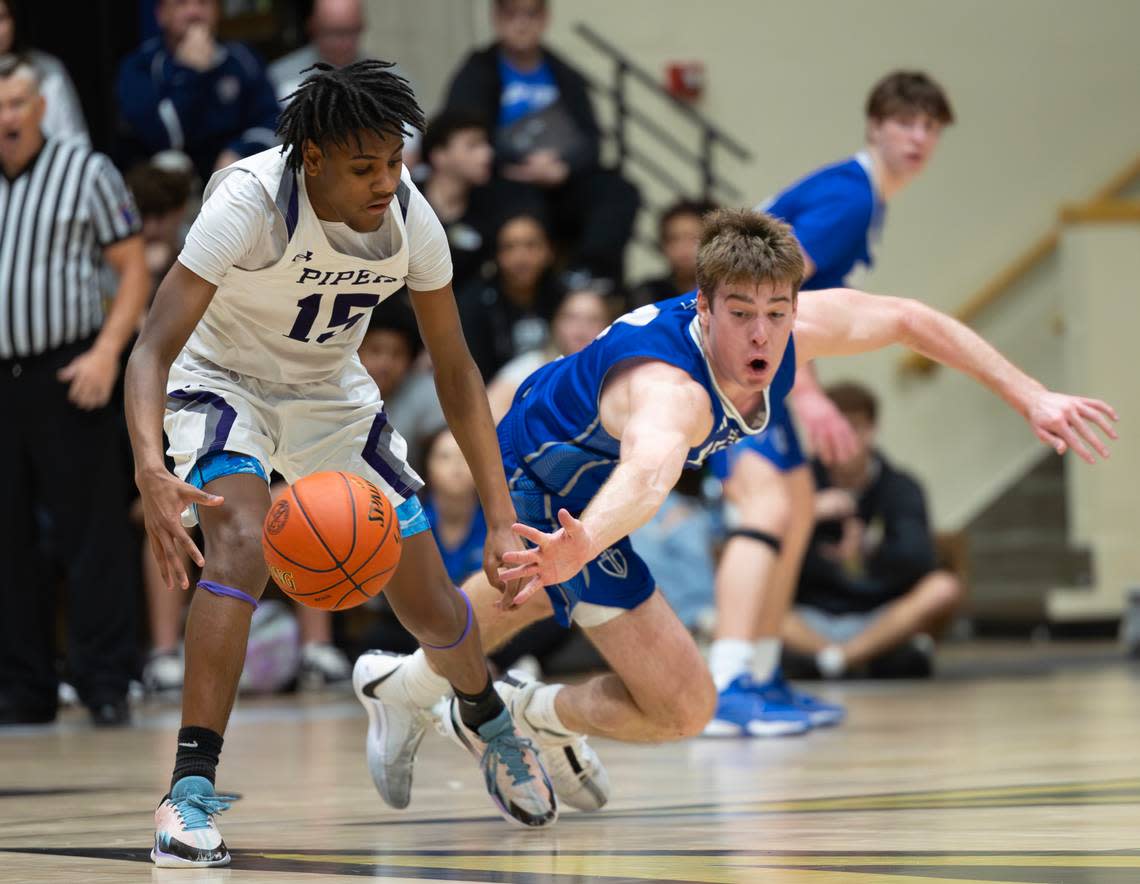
top-left (440, 701), bottom-right (558, 828)
top-left (151, 776), bottom-right (239, 867)
top-left (753, 671), bottom-right (846, 727)
top-left (702, 675), bottom-right (812, 737)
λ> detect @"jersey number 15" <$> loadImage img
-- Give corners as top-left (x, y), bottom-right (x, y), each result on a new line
top-left (284, 292), bottom-right (381, 344)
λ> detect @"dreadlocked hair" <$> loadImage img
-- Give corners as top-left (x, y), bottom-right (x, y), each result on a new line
top-left (277, 60), bottom-right (426, 173)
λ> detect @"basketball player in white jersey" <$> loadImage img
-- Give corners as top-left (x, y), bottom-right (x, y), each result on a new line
top-left (125, 61), bottom-right (556, 868)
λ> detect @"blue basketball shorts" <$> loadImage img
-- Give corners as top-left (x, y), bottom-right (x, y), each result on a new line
top-left (709, 408), bottom-right (806, 480)
top-left (500, 440), bottom-right (655, 628)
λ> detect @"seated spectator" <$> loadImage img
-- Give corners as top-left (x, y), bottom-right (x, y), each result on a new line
top-left (124, 154), bottom-right (195, 291)
top-left (268, 0), bottom-right (365, 102)
top-left (457, 212), bottom-right (563, 380)
top-left (443, 0), bottom-right (639, 286)
top-left (358, 297), bottom-right (444, 474)
top-left (421, 108), bottom-right (542, 294)
top-left (486, 286), bottom-right (608, 419)
top-left (0, 0), bottom-right (88, 143)
top-left (116, 0), bottom-right (279, 182)
top-left (782, 382), bottom-right (962, 679)
top-left (630, 470), bottom-right (717, 633)
top-left (631, 198), bottom-right (716, 307)
top-left (421, 429), bottom-right (487, 584)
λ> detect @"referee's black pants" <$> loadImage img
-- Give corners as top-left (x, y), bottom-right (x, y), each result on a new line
top-left (0, 339), bottom-right (136, 713)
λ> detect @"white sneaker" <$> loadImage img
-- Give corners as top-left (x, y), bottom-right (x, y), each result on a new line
top-left (143, 650), bottom-right (184, 694)
top-left (300, 642), bottom-right (352, 688)
top-left (352, 651), bottom-right (436, 809)
top-left (438, 697), bottom-right (557, 828)
top-left (495, 670), bottom-right (609, 811)
top-left (151, 776), bottom-right (237, 868)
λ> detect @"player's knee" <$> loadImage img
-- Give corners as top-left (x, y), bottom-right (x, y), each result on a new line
top-left (734, 484), bottom-right (791, 538)
top-left (397, 580), bottom-right (469, 648)
top-left (649, 673), bottom-right (717, 740)
top-left (203, 512), bottom-right (268, 589)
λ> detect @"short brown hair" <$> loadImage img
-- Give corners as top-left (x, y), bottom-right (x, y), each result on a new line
top-left (866, 71), bottom-right (954, 125)
top-left (696, 208), bottom-right (805, 301)
top-left (826, 381), bottom-right (878, 424)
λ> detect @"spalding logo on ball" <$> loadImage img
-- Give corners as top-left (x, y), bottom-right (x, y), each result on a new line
top-left (261, 471), bottom-right (402, 610)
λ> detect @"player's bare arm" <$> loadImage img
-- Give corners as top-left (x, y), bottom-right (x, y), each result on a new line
top-left (499, 361), bottom-right (713, 604)
top-left (409, 282), bottom-right (525, 595)
top-left (124, 261), bottom-right (226, 591)
top-left (794, 288), bottom-right (1119, 462)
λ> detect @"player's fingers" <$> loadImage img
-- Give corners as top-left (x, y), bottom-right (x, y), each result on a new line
top-left (1058, 425), bottom-right (1094, 464)
top-left (174, 524), bottom-right (206, 568)
top-left (1071, 416), bottom-right (1110, 459)
top-left (1034, 426), bottom-right (1066, 456)
top-left (1083, 398), bottom-right (1119, 422)
top-left (511, 578), bottom-right (542, 608)
top-left (501, 547), bottom-right (539, 565)
top-left (556, 508), bottom-right (580, 533)
top-left (511, 522), bottom-right (547, 545)
top-left (158, 533), bottom-right (186, 591)
top-left (1078, 402), bottom-right (1119, 439)
top-left (149, 534), bottom-right (172, 590)
top-left (189, 486), bottom-right (225, 506)
top-left (498, 562), bottom-right (538, 583)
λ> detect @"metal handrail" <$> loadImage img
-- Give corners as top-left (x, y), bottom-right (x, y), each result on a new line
top-left (571, 22), bottom-right (752, 204)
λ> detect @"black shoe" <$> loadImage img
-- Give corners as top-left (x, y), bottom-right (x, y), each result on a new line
top-left (88, 697), bottom-right (130, 727)
top-left (867, 635), bottom-right (935, 679)
top-left (0, 693), bottom-right (56, 726)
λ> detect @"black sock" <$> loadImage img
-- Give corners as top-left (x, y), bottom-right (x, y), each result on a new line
top-left (171, 726), bottom-right (224, 790)
top-left (455, 675), bottom-right (505, 733)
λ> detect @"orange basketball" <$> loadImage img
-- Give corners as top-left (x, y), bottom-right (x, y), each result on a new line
top-left (261, 471), bottom-right (402, 611)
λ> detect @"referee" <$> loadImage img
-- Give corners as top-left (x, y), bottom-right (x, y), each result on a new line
top-left (0, 56), bottom-right (149, 726)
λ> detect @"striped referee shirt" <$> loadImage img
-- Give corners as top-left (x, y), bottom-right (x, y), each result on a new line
top-left (0, 138), bottom-right (140, 359)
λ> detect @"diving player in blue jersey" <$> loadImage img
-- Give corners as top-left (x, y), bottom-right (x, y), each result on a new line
top-left (354, 208), bottom-right (1117, 817)
top-left (706, 71), bottom-right (957, 735)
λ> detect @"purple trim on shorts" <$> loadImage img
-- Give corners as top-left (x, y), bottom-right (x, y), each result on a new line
top-left (421, 587), bottom-right (473, 651)
top-left (168, 389), bottom-right (237, 454)
top-left (198, 580), bottom-right (259, 610)
top-left (362, 411), bottom-right (419, 499)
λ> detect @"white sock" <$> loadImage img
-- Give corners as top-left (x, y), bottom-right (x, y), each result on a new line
top-left (522, 683), bottom-right (569, 735)
top-left (708, 639), bottom-right (753, 691)
top-left (750, 638), bottom-right (782, 683)
top-left (816, 645), bottom-right (847, 679)
top-left (400, 649), bottom-right (451, 708)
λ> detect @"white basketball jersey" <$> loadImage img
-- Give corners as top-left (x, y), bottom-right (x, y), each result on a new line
top-left (182, 150), bottom-right (410, 383)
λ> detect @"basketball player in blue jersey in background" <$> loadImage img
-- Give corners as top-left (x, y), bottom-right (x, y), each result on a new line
top-left (126, 62), bottom-right (557, 868)
top-left (705, 71), bottom-right (957, 736)
top-left (356, 208), bottom-right (1116, 819)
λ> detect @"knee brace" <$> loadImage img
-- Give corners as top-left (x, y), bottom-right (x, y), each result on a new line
top-left (725, 529), bottom-right (782, 554)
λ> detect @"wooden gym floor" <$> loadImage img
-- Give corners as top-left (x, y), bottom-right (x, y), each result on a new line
top-left (1, 642), bottom-right (1139, 883)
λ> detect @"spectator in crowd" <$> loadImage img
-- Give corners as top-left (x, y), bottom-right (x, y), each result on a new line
top-left (268, 0), bottom-right (366, 102)
top-left (116, 0), bottom-right (279, 182)
top-left (486, 286), bottom-right (608, 419)
top-left (443, 0), bottom-right (639, 286)
top-left (457, 212), bottom-right (563, 380)
top-left (422, 429), bottom-right (487, 585)
top-left (631, 199), bottom-right (717, 307)
top-left (0, 57), bottom-right (149, 726)
top-left (630, 470), bottom-right (717, 634)
top-left (125, 154), bottom-right (195, 291)
top-left (783, 382), bottom-right (962, 679)
top-left (421, 108), bottom-right (542, 294)
top-left (0, 0), bottom-right (88, 143)
top-left (358, 297), bottom-right (445, 475)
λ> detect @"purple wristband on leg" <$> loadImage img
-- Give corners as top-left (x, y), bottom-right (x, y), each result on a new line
top-left (421, 587), bottom-right (473, 651)
top-left (198, 580), bottom-right (259, 610)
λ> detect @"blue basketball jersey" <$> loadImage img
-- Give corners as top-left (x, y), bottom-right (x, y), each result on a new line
top-left (762, 151), bottom-right (884, 290)
top-left (498, 294), bottom-right (797, 509)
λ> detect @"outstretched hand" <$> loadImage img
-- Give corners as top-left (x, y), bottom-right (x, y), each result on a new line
top-left (136, 467), bottom-right (224, 591)
top-left (1027, 391), bottom-right (1118, 463)
top-left (497, 509), bottom-right (593, 609)
top-left (795, 388), bottom-right (860, 465)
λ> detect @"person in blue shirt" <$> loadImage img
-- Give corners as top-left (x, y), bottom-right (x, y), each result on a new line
top-left (116, 0), bottom-right (280, 182)
top-left (441, 0), bottom-right (639, 286)
top-left (705, 71), bottom-right (957, 737)
top-left (356, 208), bottom-right (1117, 819)
top-left (422, 429), bottom-right (489, 585)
